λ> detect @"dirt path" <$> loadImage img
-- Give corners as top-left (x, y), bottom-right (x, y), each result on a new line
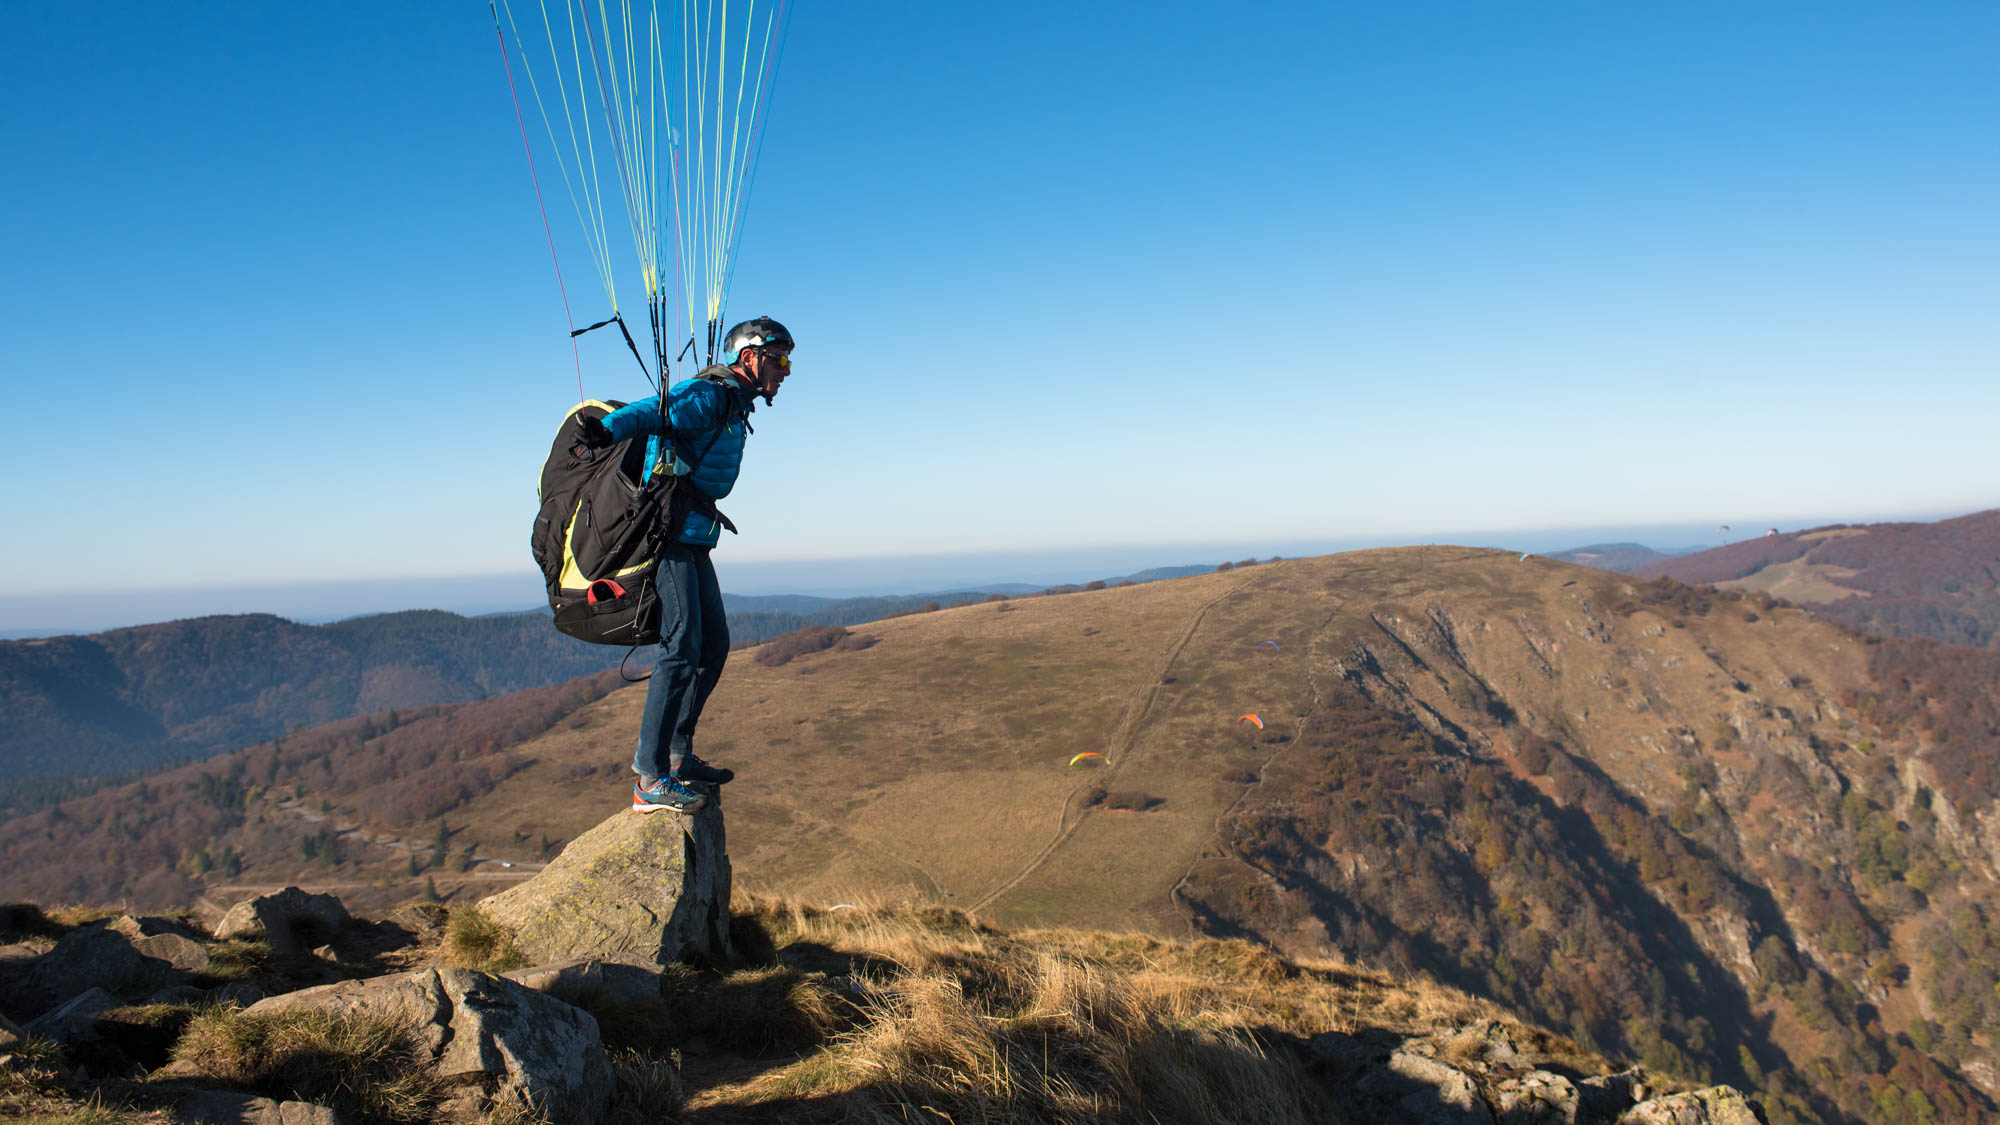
top-left (968, 568), bottom-right (1280, 915)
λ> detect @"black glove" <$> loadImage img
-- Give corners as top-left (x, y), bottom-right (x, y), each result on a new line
top-left (577, 415), bottom-right (614, 449)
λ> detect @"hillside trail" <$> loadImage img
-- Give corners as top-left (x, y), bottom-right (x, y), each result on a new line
top-left (967, 566), bottom-right (1287, 916)
top-left (1165, 589), bottom-right (1355, 938)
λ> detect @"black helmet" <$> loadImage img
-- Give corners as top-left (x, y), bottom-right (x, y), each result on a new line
top-left (720, 316), bottom-right (794, 364)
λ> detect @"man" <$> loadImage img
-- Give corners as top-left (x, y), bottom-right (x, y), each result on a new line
top-left (578, 316), bottom-right (794, 814)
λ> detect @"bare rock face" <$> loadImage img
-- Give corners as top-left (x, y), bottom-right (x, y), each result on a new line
top-left (245, 967), bottom-right (614, 1125)
top-left (1619, 1087), bottom-right (1761, 1125)
top-left (215, 888), bottom-right (353, 955)
top-left (478, 800), bottom-right (734, 967)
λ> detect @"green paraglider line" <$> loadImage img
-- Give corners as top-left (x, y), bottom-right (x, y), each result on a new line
top-left (496, 1), bottom-right (788, 388)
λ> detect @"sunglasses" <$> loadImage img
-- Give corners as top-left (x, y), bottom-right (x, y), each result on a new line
top-left (761, 350), bottom-right (792, 367)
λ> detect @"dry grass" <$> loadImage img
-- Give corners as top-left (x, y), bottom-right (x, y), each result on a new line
top-left (685, 892), bottom-right (1486, 1122)
top-left (604, 1048), bottom-right (686, 1123)
top-left (441, 905), bottom-right (526, 972)
top-left (168, 1006), bottom-right (445, 1125)
top-left (678, 892), bottom-right (1616, 1122)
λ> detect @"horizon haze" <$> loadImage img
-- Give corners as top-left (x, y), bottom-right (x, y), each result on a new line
top-left (2, 508), bottom-right (1979, 637)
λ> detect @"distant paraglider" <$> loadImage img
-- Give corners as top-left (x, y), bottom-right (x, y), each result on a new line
top-left (1766, 528), bottom-right (1780, 537)
top-left (1256, 640), bottom-right (1280, 654)
top-left (1518, 553), bottom-right (1531, 563)
top-left (1237, 714), bottom-right (1264, 730)
top-left (1068, 752), bottom-right (1106, 767)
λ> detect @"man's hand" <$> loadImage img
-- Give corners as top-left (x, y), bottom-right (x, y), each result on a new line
top-left (577, 415), bottom-right (614, 449)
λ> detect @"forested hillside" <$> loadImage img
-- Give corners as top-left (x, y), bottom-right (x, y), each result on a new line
top-left (1635, 508), bottom-right (2000, 649)
top-left (0, 610), bottom-right (627, 794)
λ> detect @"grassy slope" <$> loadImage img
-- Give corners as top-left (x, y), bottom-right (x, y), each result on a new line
top-left (442, 547), bottom-right (1868, 932)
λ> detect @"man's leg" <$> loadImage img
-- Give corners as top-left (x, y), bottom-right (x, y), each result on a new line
top-left (668, 548), bottom-right (731, 773)
top-left (680, 548), bottom-right (736, 748)
top-left (633, 545), bottom-right (702, 785)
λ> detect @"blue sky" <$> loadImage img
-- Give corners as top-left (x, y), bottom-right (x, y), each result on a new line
top-left (3, 2), bottom-right (1996, 630)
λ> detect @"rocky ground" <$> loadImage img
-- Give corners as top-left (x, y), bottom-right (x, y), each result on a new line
top-left (2, 802), bottom-right (1767, 1124)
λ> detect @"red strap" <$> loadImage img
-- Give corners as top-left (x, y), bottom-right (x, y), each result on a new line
top-left (587, 579), bottom-right (627, 604)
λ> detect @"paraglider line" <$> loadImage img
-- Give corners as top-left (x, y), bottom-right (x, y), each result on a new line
top-left (494, 7), bottom-right (584, 400)
top-left (566, 312), bottom-right (657, 390)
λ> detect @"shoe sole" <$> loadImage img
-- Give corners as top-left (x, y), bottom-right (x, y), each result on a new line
top-left (632, 797), bottom-right (707, 815)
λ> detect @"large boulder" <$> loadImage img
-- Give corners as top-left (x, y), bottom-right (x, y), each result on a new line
top-left (215, 888), bottom-right (353, 956)
top-left (478, 799), bottom-right (733, 966)
top-left (110, 916), bottom-right (210, 974)
top-left (1619, 1087), bottom-right (1761, 1125)
top-left (245, 967), bottom-right (614, 1125)
top-left (10, 917), bottom-right (199, 1014)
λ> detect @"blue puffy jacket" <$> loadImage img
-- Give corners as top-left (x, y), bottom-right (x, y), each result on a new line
top-left (600, 366), bottom-right (756, 549)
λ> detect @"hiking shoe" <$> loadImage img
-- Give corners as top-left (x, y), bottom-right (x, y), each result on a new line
top-left (676, 753), bottom-right (734, 785)
top-left (632, 776), bottom-right (708, 815)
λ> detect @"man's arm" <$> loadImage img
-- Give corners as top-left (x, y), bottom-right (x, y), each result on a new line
top-left (600, 395), bottom-right (664, 443)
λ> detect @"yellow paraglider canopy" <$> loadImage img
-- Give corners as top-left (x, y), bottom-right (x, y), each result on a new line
top-left (1069, 752), bottom-right (1106, 767)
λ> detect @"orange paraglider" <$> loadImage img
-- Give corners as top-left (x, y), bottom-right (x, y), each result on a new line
top-left (1069, 752), bottom-right (1106, 767)
top-left (1236, 714), bottom-right (1264, 729)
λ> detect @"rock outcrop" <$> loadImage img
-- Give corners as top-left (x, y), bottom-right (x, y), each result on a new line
top-left (1620, 1087), bottom-right (1762, 1124)
top-left (244, 967), bottom-right (615, 1125)
top-left (215, 887), bottom-right (354, 956)
top-left (9, 916), bottom-right (201, 1014)
top-left (479, 800), bottom-right (733, 966)
top-left (1305, 1021), bottom-right (1758, 1125)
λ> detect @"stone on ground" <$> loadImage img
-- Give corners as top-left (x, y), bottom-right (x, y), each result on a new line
top-left (245, 966), bottom-right (614, 1125)
top-left (478, 798), bottom-right (733, 966)
top-left (215, 888), bottom-right (354, 956)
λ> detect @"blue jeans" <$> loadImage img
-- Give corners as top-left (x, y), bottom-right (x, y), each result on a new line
top-left (632, 543), bottom-right (729, 780)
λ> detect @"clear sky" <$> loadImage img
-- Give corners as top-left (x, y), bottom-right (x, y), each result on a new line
top-left (3, 3), bottom-right (1996, 629)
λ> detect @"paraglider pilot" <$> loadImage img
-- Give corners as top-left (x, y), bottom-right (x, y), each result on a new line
top-left (576, 316), bottom-right (795, 814)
